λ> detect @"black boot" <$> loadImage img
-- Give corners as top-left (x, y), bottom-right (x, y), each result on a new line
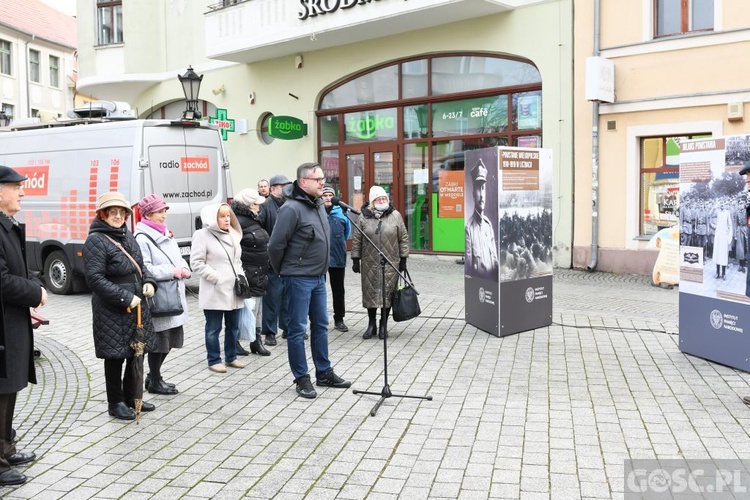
top-left (236, 341), bottom-right (250, 356)
top-left (148, 378), bottom-right (178, 395)
top-left (363, 320), bottom-right (376, 339)
top-left (379, 308), bottom-right (389, 339)
top-left (108, 402), bottom-right (136, 421)
top-left (250, 339), bottom-right (270, 356)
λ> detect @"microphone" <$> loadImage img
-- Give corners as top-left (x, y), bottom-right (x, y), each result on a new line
top-left (331, 196), bottom-right (360, 215)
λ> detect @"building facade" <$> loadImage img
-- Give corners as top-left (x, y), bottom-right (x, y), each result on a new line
top-left (76, 0), bottom-right (574, 266)
top-left (574, 0), bottom-right (750, 274)
top-left (0, 0), bottom-right (77, 125)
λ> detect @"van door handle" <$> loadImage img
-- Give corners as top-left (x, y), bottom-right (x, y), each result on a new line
top-left (195, 216), bottom-right (202, 231)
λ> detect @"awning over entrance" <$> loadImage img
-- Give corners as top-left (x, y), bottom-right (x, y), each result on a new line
top-left (205, 0), bottom-right (535, 64)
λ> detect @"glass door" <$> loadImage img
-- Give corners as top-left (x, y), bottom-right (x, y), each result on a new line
top-left (343, 145), bottom-right (399, 213)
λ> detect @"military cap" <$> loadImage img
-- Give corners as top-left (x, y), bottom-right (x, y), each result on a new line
top-left (0, 165), bottom-right (28, 184)
top-left (740, 162), bottom-right (750, 176)
top-left (470, 158), bottom-right (488, 183)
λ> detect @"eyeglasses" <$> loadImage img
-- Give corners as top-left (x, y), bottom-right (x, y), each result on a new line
top-left (106, 208), bottom-right (128, 217)
top-left (304, 177), bottom-right (326, 184)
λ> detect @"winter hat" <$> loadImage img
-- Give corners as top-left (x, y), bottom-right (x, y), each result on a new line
top-left (138, 194), bottom-right (169, 216)
top-left (234, 188), bottom-right (266, 207)
top-left (97, 192), bottom-right (133, 215)
top-left (322, 184), bottom-right (335, 196)
top-left (369, 185), bottom-right (388, 204)
top-left (269, 174), bottom-right (292, 187)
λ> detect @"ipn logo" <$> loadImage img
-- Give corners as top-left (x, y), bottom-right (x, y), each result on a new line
top-left (710, 309), bottom-right (723, 330)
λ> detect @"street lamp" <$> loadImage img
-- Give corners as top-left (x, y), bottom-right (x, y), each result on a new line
top-left (178, 66), bottom-right (203, 120)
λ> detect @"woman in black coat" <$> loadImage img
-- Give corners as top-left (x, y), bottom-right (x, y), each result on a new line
top-left (231, 188), bottom-right (270, 356)
top-left (83, 192), bottom-right (158, 421)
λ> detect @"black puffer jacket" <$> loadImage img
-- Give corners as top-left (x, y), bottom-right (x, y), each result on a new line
top-left (231, 200), bottom-right (269, 297)
top-left (83, 218), bottom-right (157, 359)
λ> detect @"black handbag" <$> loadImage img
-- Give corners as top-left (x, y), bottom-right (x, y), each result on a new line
top-left (211, 232), bottom-right (253, 298)
top-left (149, 279), bottom-right (184, 317)
top-left (135, 233), bottom-right (184, 317)
top-left (234, 274), bottom-right (251, 298)
top-left (391, 269), bottom-right (421, 322)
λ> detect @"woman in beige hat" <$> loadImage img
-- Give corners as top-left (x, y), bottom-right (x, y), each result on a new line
top-left (83, 192), bottom-right (158, 420)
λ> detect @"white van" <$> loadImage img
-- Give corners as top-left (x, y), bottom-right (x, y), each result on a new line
top-left (0, 118), bottom-right (233, 294)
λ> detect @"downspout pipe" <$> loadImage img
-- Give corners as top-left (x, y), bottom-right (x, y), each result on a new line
top-left (25, 35), bottom-right (36, 118)
top-left (587, 0), bottom-right (601, 271)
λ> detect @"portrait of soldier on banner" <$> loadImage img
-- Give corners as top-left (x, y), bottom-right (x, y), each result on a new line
top-left (465, 154), bottom-right (499, 280)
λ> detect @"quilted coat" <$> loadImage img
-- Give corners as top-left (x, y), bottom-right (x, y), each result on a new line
top-left (190, 203), bottom-right (245, 311)
top-left (351, 203), bottom-right (409, 308)
top-left (134, 221), bottom-right (190, 332)
top-left (0, 214), bottom-right (43, 392)
top-left (231, 200), bottom-right (269, 297)
top-left (84, 218), bottom-right (157, 359)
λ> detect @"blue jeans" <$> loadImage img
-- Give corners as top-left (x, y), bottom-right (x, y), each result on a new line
top-left (204, 309), bottom-right (240, 366)
top-left (262, 270), bottom-right (288, 335)
top-left (283, 276), bottom-right (331, 380)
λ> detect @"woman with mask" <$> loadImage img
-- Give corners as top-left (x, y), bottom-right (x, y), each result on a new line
top-left (190, 204), bottom-right (246, 373)
top-left (231, 188), bottom-right (271, 356)
top-left (84, 192), bottom-right (158, 420)
top-left (351, 186), bottom-right (409, 340)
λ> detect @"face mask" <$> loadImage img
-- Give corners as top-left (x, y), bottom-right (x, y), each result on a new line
top-left (374, 202), bottom-right (389, 211)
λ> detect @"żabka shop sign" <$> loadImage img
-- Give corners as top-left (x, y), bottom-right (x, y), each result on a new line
top-left (268, 116), bottom-right (308, 140)
top-left (298, 0), bottom-right (389, 20)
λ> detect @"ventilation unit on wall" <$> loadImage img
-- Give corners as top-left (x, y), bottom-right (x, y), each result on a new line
top-left (728, 102), bottom-right (744, 122)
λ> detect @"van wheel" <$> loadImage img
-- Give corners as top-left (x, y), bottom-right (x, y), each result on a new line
top-left (44, 251), bottom-right (73, 295)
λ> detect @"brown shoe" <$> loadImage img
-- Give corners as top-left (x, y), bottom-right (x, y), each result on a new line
top-left (227, 360), bottom-right (245, 369)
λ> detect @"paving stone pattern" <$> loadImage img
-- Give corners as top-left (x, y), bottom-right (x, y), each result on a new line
top-left (6, 256), bottom-right (750, 499)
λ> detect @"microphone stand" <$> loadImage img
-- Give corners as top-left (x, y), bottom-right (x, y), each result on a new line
top-left (343, 206), bottom-right (432, 416)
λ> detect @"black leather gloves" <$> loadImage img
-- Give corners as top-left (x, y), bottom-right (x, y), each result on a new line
top-left (399, 257), bottom-right (407, 272)
top-left (352, 258), bottom-right (361, 273)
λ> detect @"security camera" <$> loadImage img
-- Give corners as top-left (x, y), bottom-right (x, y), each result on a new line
top-left (211, 85), bottom-right (225, 96)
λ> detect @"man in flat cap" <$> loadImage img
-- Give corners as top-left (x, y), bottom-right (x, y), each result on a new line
top-left (465, 158), bottom-right (499, 279)
top-left (259, 174), bottom-right (293, 346)
top-left (0, 165), bottom-right (47, 485)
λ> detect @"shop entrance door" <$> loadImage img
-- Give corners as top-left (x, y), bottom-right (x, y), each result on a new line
top-left (342, 144), bottom-right (399, 213)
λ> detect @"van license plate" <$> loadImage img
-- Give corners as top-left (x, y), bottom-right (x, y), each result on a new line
top-left (180, 246), bottom-right (191, 256)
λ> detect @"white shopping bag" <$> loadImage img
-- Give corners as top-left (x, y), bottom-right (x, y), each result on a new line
top-left (238, 298), bottom-right (256, 341)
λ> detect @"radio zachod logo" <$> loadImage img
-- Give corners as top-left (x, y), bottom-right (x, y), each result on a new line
top-left (180, 156), bottom-right (209, 172)
top-left (15, 166), bottom-right (50, 196)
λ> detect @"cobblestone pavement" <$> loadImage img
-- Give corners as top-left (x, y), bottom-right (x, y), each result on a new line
top-left (5, 255), bottom-right (750, 499)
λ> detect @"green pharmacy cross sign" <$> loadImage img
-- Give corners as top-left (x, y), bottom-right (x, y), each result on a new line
top-left (268, 115), bottom-right (307, 140)
top-left (209, 108), bottom-right (235, 141)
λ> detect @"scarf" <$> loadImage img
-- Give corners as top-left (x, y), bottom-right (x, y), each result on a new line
top-left (142, 219), bottom-right (167, 235)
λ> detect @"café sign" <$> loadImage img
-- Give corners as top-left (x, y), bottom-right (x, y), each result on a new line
top-left (268, 115), bottom-right (308, 140)
top-left (298, 0), bottom-right (389, 21)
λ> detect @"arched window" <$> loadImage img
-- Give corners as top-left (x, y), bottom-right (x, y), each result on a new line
top-left (317, 53), bottom-right (542, 253)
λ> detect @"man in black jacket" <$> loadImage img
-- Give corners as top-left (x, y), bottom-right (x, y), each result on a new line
top-left (259, 174), bottom-right (291, 346)
top-left (0, 165), bottom-right (47, 485)
top-left (268, 163), bottom-right (351, 399)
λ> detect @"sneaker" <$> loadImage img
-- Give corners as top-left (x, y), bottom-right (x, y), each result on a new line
top-left (295, 375), bottom-right (317, 399)
top-left (316, 370), bottom-right (351, 389)
top-left (227, 359), bottom-right (245, 369)
top-left (265, 334), bottom-right (277, 346)
top-left (208, 363), bottom-right (227, 373)
top-left (334, 321), bottom-right (349, 332)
